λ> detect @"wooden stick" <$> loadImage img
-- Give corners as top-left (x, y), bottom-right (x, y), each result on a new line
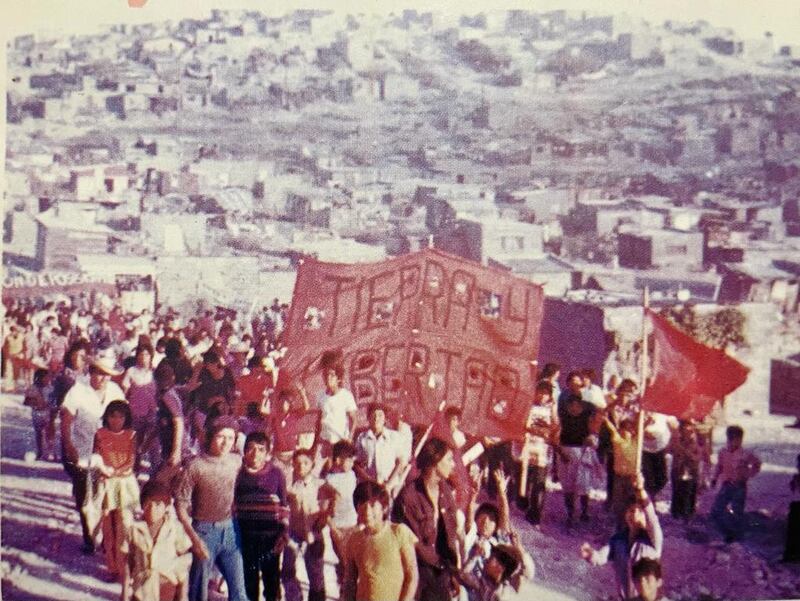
top-left (635, 286), bottom-right (650, 475)
top-left (413, 401), bottom-right (446, 457)
top-left (518, 448), bottom-right (530, 498)
top-left (391, 399), bottom-right (446, 502)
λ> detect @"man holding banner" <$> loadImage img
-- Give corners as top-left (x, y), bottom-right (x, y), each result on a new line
top-left (279, 247), bottom-right (545, 456)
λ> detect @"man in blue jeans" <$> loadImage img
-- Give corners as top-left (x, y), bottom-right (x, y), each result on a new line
top-left (176, 415), bottom-right (248, 601)
top-left (709, 425), bottom-right (761, 543)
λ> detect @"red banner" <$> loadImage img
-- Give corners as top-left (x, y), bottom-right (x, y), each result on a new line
top-left (281, 248), bottom-right (545, 439)
top-left (642, 309), bottom-right (749, 420)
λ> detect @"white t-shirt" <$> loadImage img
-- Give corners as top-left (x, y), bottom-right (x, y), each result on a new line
top-left (325, 470), bottom-right (358, 529)
top-left (122, 366), bottom-right (157, 420)
top-left (61, 380), bottom-right (126, 464)
top-left (317, 388), bottom-right (357, 443)
top-left (119, 338), bottom-right (138, 360)
top-left (356, 428), bottom-right (403, 484)
top-left (643, 413), bottom-right (677, 453)
top-left (582, 384), bottom-right (607, 410)
top-left (123, 366), bottom-right (154, 388)
top-left (517, 402), bottom-right (557, 468)
top-left (396, 421), bottom-right (413, 463)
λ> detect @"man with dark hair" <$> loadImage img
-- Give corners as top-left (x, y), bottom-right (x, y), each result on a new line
top-left (175, 415), bottom-right (247, 601)
top-left (557, 372), bottom-right (596, 527)
top-left (558, 371), bottom-right (585, 410)
top-left (315, 350), bottom-right (357, 457)
top-left (193, 349), bottom-right (236, 409)
top-left (343, 481), bottom-right (419, 601)
top-left (630, 558), bottom-right (668, 601)
top-left (187, 349), bottom-right (236, 447)
top-left (392, 437), bottom-right (459, 601)
top-left (153, 362), bottom-right (185, 475)
top-left (160, 338), bottom-right (193, 385)
top-left (581, 368), bottom-right (606, 410)
top-left (60, 354), bottom-right (124, 554)
top-left (442, 406), bottom-right (467, 449)
top-left (235, 432), bottom-right (287, 601)
top-left (355, 403), bottom-right (406, 490)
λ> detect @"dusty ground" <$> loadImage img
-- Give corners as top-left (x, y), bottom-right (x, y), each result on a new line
top-left (1, 392), bottom-right (798, 601)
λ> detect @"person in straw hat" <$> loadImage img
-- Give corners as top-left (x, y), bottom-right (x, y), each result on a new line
top-left (60, 351), bottom-right (125, 554)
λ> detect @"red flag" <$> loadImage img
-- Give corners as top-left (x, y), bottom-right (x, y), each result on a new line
top-left (641, 309), bottom-right (749, 420)
top-left (281, 248), bottom-right (545, 439)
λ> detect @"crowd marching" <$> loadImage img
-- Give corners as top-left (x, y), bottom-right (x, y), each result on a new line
top-left (2, 292), bottom-right (798, 601)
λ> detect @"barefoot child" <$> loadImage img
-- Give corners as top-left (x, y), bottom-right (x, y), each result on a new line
top-left (121, 481), bottom-right (193, 601)
top-left (94, 400), bottom-right (141, 581)
top-left (342, 481), bottom-right (419, 601)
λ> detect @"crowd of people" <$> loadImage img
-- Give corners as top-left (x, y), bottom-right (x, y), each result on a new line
top-left (2, 293), bottom-right (797, 601)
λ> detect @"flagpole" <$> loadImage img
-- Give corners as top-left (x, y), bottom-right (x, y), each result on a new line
top-left (390, 376), bottom-right (445, 504)
top-left (635, 286), bottom-right (650, 475)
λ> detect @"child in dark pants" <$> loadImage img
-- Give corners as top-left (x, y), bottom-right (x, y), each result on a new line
top-left (24, 368), bottom-right (55, 461)
top-left (516, 381), bottom-right (558, 525)
top-left (709, 425), bottom-right (761, 543)
top-left (285, 448), bottom-right (329, 601)
top-left (784, 453), bottom-right (800, 563)
top-left (234, 432), bottom-right (287, 601)
top-left (669, 421), bottom-right (701, 520)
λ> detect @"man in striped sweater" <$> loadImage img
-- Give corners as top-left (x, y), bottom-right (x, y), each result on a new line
top-left (234, 432), bottom-right (288, 601)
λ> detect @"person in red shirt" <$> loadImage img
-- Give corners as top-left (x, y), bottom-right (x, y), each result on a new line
top-left (94, 400), bottom-right (139, 581)
top-left (234, 355), bottom-right (275, 418)
top-left (271, 388), bottom-right (312, 484)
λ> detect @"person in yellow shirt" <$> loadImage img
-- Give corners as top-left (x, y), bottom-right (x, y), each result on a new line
top-left (3, 324), bottom-right (25, 391)
top-left (603, 415), bottom-right (639, 526)
top-left (343, 481), bottom-right (418, 601)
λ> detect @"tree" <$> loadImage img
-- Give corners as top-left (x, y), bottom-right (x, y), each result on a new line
top-left (659, 305), bottom-right (747, 350)
top-left (696, 307), bottom-right (747, 350)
